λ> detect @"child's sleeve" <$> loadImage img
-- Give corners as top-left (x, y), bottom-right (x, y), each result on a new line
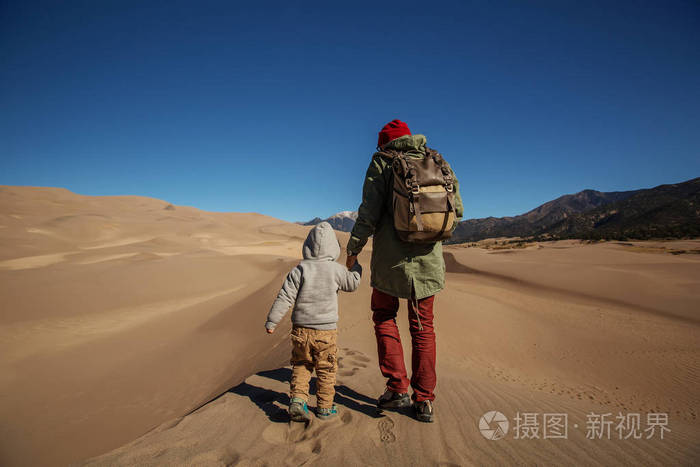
top-left (337, 261), bottom-right (362, 293)
top-left (266, 266), bottom-right (302, 330)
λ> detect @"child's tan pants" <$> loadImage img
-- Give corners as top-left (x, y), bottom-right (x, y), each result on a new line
top-left (290, 326), bottom-right (338, 409)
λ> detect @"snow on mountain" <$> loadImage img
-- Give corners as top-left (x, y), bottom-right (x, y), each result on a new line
top-left (299, 211), bottom-right (358, 232)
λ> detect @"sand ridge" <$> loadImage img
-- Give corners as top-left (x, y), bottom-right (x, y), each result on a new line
top-left (0, 285), bottom-right (247, 367)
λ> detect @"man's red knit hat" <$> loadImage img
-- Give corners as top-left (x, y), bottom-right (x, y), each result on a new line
top-left (378, 119), bottom-right (411, 147)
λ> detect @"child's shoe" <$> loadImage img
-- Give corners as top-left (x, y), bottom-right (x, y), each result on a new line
top-left (289, 397), bottom-right (311, 422)
top-left (316, 405), bottom-right (338, 420)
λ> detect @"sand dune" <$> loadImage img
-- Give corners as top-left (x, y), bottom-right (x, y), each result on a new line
top-left (0, 186), bottom-right (698, 466)
top-left (0, 285), bottom-right (247, 365)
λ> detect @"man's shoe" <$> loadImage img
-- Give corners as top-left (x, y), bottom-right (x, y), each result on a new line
top-left (413, 400), bottom-right (434, 423)
top-left (289, 397), bottom-right (312, 422)
top-left (316, 405), bottom-right (338, 420)
top-left (377, 388), bottom-right (411, 409)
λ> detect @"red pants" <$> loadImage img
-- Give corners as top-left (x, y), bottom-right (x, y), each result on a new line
top-left (371, 288), bottom-right (436, 402)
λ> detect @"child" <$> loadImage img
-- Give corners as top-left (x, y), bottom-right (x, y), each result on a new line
top-left (265, 222), bottom-right (362, 421)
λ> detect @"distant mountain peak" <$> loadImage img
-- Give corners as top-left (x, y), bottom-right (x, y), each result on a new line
top-left (298, 210), bottom-right (358, 232)
top-left (329, 211), bottom-right (358, 221)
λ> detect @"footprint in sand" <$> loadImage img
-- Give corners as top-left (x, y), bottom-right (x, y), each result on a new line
top-left (351, 354), bottom-right (371, 363)
top-left (346, 357), bottom-right (368, 369)
top-left (338, 352), bottom-right (369, 376)
top-left (189, 447), bottom-right (241, 466)
top-left (338, 349), bottom-right (370, 373)
top-left (378, 417), bottom-right (397, 444)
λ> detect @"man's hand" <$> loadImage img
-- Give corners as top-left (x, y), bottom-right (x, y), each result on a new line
top-left (266, 327), bottom-right (274, 334)
top-left (346, 254), bottom-right (357, 269)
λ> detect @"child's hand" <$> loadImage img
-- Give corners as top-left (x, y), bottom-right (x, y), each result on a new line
top-left (266, 328), bottom-right (274, 334)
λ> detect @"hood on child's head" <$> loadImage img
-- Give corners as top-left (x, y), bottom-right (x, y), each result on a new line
top-left (302, 221), bottom-right (341, 261)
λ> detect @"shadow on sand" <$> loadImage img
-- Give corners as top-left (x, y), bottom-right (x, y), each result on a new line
top-left (228, 367), bottom-right (384, 423)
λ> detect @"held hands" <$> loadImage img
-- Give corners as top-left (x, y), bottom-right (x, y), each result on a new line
top-left (346, 254), bottom-right (357, 270)
top-left (266, 327), bottom-right (274, 334)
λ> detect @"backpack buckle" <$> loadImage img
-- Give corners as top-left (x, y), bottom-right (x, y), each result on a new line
top-left (411, 184), bottom-right (420, 195)
top-left (446, 183), bottom-right (453, 192)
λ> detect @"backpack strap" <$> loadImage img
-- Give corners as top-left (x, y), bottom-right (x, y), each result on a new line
top-left (397, 153), bottom-right (424, 232)
top-left (424, 147), bottom-right (453, 238)
top-left (390, 152), bottom-right (425, 232)
top-left (379, 148), bottom-right (400, 160)
top-left (413, 196), bottom-right (424, 231)
top-left (426, 147), bottom-right (454, 191)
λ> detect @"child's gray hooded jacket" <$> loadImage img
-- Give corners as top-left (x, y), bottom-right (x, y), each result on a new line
top-left (265, 222), bottom-right (362, 330)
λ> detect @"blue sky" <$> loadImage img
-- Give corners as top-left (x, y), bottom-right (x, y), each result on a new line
top-left (2, 1), bottom-right (699, 222)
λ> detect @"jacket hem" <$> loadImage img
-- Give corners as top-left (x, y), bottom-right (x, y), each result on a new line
top-left (369, 281), bottom-right (442, 300)
top-left (292, 322), bottom-right (337, 330)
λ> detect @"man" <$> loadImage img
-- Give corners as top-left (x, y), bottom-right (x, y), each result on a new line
top-left (346, 119), bottom-right (463, 422)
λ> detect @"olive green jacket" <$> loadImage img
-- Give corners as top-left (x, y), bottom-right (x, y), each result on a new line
top-left (346, 134), bottom-right (464, 299)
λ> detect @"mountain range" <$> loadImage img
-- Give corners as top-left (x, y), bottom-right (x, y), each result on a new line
top-left (542, 177), bottom-right (700, 240)
top-left (452, 177), bottom-right (700, 242)
top-left (450, 189), bottom-right (640, 242)
top-left (300, 177), bottom-right (700, 242)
